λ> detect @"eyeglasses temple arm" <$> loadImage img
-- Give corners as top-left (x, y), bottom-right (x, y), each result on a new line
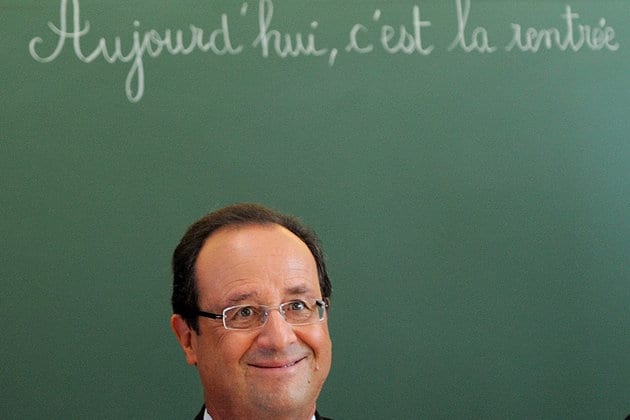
top-left (196, 310), bottom-right (223, 320)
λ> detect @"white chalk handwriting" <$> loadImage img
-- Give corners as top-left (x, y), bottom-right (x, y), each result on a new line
top-left (28, 0), bottom-right (620, 102)
top-left (29, 0), bottom-right (242, 102)
top-left (506, 5), bottom-right (619, 52)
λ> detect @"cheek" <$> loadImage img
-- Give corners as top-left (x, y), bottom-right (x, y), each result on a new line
top-left (214, 331), bottom-right (259, 364)
top-left (300, 324), bottom-right (332, 360)
top-left (309, 326), bottom-right (333, 380)
top-left (195, 328), bottom-right (254, 368)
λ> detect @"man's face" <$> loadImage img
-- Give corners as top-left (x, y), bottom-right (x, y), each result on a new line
top-left (171, 224), bottom-right (332, 419)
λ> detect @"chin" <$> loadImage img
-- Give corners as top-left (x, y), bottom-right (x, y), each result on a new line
top-left (249, 382), bottom-right (317, 413)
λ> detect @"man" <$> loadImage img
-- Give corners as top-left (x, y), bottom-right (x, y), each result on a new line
top-left (170, 203), bottom-right (333, 420)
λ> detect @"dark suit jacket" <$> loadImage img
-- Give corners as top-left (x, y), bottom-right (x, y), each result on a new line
top-left (194, 405), bottom-right (332, 420)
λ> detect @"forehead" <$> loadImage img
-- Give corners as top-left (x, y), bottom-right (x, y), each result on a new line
top-left (194, 224), bottom-right (319, 305)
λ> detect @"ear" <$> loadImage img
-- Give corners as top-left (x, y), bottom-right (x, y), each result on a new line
top-left (170, 314), bottom-right (198, 366)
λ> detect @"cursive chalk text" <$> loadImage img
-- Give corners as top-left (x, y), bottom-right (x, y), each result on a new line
top-left (29, 0), bottom-right (242, 102)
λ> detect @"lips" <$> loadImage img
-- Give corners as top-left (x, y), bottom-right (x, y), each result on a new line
top-left (249, 357), bottom-right (306, 369)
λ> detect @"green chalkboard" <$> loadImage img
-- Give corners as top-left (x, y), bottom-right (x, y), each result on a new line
top-left (3, 0), bottom-right (629, 418)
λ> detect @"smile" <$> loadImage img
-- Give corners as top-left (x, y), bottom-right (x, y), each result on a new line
top-left (250, 357), bottom-right (305, 369)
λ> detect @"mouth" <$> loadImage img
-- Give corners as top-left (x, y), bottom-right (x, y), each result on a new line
top-left (249, 357), bottom-right (306, 369)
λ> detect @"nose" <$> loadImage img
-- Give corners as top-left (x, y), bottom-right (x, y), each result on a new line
top-left (255, 308), bottom-right (297, 350)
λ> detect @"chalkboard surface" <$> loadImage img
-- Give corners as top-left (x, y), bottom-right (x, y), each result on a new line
top-left (3, 0), bottom-right (629, 418)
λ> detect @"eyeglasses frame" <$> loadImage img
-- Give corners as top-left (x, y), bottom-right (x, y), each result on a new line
top-left (196, 298), bottom-right (329, 331)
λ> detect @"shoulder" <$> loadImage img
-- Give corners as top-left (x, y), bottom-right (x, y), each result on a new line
top-left (193, 405), bottom-right (205, 420)
top-left (315, 411), bottom-right (333, 420)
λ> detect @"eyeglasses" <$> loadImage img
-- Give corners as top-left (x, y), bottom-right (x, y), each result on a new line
top-left (196, 298), bottom-right (328, 330)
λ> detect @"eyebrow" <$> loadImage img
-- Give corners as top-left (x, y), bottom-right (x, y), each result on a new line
top-left (285, 284), bottom-right (314, 296)
top-left (223, 284), bottom-right (316, 306)
top-left (225, 292), bottom-right (259, 305)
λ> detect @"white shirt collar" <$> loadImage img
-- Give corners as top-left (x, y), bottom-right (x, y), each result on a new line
top-left (204, 408), bottom-right (316, 420)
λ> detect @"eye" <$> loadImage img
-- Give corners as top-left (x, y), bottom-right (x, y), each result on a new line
top-left (286, 300), bottom-right (307, 311)
top-left (234, 306), bottom-right (256, 318)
